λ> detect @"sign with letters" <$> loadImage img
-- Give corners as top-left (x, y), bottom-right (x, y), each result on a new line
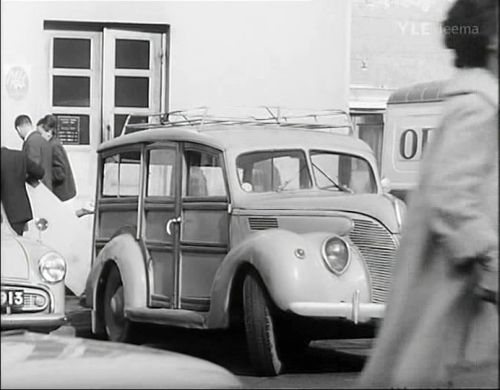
top-left (397, 127), bottom-right (435, 161)
top-left (57, 116), bottom-right (80, 144)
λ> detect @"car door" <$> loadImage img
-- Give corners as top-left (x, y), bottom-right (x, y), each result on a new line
top-left (143, 143), bottom-right (182, 308)
top-left (178, 143), bottom-right (230, 311)
top-left (96, 147), bottom-right (142, 254)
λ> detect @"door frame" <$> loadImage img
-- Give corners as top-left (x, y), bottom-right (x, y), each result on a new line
top-left (142, 142), bottom-right (183, 309)
top-left (46, 29), bottom-right (102, 150)
top-left (44, 21), bottom-right (170, 146)
top-left (102, 28), bottom-right (164, 142)
top-left (178, 142), bottom-right (231, 311)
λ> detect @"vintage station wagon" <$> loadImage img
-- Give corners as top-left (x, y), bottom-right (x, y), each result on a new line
top-left (85, 108), bottom-right (405, 375)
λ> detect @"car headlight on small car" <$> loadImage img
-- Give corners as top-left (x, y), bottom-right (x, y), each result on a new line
top-left (39, 252), bottom-right (66, 283)
top-left (321, 236), bottom-right (350, 275)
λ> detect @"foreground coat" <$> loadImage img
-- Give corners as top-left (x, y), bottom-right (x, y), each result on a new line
top-left (0, 147), bottom-right (45, 231)
top-left (358, 67), bottom-right (498, 388)
top-left (50, 136), bottom-right (77, 201)
top-left (22, 131), bottom-right (53, 191)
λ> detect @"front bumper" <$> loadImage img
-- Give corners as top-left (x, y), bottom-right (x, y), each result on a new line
top-left (1, 313), bottom-right (66, 331)
top-left (289, 290), bottom-right (385, 324)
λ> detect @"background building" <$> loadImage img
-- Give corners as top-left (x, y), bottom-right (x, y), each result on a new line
top-left (349, 0), bottom-right (455, 168)
top-left (2, 0), bottom-right (351, 217)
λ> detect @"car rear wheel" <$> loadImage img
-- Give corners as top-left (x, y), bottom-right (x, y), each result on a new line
top-left (103, 265), bottom-right (135, 343)
top-left (243, 272), bottom-right (285, 376)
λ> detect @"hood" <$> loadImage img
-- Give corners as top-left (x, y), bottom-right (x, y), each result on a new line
top-left (235, 191), bottom-right (399, 232)
top-left (1, 331), bottom-right (241, 389)
top-left (0, 230), bottom-right (29, 280)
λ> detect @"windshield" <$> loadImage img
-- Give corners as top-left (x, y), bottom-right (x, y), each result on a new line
top-left (236, 150), bottom-right (312, 193)
top-left (236, 149), bottom-right (377, 194)
top-left (310, 150), bottom-right (376, 194)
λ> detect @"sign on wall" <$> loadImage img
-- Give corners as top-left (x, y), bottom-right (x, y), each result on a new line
top-left (397, 126), bottom-right (436, 161)
top-left (57, 115), bottom-right (81, 144)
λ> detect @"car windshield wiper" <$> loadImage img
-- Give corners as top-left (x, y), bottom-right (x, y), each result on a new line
top-left (311, 162), bottom-right (352, 193)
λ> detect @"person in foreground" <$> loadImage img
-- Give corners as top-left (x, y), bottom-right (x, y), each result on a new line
top-left (1, 147), bottom-right (45, 235)
top-left (358, 0), bottom-right (498, 388)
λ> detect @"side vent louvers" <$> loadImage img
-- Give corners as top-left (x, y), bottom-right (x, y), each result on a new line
top-left (248, 217), bottom-right (279, 231)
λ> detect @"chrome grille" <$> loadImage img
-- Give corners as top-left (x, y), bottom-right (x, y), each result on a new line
top-left (349, 218), bottom-right (398, 303)
top-left (23, 291), bottom-right (49, 312)
top-left (248, 217), bottom-right (279, 231)
top-left (1, 285), bottom-right (50, 313)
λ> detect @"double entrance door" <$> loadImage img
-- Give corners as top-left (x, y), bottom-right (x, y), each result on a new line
top-left (49, 27), bottom-right (164, 145)
top-left (47, 26), bottom-right (165, 205)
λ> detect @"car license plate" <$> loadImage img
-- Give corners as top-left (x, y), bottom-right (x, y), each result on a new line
top-left (1, 289), bottom-right (24, 309)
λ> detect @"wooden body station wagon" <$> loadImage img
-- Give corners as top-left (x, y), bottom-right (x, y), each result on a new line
top-left (84, 108), bottom-right (405, 375)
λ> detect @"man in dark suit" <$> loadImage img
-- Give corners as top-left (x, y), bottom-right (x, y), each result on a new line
top-left (14, 115), bottom-right (53, 190)
top-left (1, 147), bottom-right (45, 235)
top-left (37, 114), bottom-right (77, 201)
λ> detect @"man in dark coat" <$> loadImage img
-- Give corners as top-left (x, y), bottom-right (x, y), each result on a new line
top-left (1, 147), bottom-right (45, 235)
top-left (15, 114), bottom-right (53, 190)
top-left (37, 115), bottom-right (77, 201)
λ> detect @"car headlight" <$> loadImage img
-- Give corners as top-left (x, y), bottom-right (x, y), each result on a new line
top-left (39, 252), bottom-right (66, 283)
top-left (321, 236), bottom-right (350, 275)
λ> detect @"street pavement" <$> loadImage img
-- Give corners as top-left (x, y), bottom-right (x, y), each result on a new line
top-left (56, 296), bottom-right (372, 389)
top-left (53, 295), bottom-right (499, 389)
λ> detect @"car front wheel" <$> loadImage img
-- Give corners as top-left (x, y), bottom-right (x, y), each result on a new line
top-left (103, 265), bottom-right (135, 343)
top-left (243, 272), bottom-right (285, 376)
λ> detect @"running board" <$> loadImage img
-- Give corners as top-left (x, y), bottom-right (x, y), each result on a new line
top-left (125, 307), bottom-right (209, 329)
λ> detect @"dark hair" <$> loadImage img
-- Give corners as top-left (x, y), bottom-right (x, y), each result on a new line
top-left (14, 115), bottom-right (32, 128)
top-left (42, 114), bottom-right (58, 131)
top-left (443, 0), bottom-right (498, 68)
top-left (36, 117), bottom-right (45, 127)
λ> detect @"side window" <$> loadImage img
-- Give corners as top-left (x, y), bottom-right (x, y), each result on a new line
top-left (310, 151), bottom-right (376, 194)
top-left (147, 148), bottom-right (176, 197)
top-left (102, 150), bottom-right (141, 197)
top-left (183, 149), bottom-right (226, 198)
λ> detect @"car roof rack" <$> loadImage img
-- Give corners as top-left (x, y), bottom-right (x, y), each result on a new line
top-left (120, 106), bottom-right (353, 136)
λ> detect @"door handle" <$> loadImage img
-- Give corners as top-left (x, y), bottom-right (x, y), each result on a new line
top-left (165, 216), bottom-right (182, 236)
top-left (106, 124), bottom-right (111, 141)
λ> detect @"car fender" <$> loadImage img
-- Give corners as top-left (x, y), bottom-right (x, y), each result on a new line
top-left (206, 229), bottom-right (370, 328)
top-left (87, 233), bottom-right (148, 315)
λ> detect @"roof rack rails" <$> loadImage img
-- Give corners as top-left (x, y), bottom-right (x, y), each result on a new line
top-left (120, 106), bottom-right (353, 136)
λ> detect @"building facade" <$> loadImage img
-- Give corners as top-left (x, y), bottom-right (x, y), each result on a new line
top-left (349, 0), bottom-right (455, 169)
top-left (2, 0), bottom-right (351, 214)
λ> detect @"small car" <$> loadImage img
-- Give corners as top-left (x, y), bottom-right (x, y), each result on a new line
top-left (84, 107), bottom-right (406, 375)
top-left (1, 329), bottom-right (242, 389)
top-left (1, 205), bottom-right (66, 332)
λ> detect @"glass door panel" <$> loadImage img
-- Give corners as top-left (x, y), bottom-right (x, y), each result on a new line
top-left (103, 29), bottom-right (162, 142)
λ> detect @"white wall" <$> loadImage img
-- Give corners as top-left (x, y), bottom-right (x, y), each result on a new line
top-left (2, 0), bottom-right (351, 150)
top-left (350, 0), bottom-right (454, 90)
